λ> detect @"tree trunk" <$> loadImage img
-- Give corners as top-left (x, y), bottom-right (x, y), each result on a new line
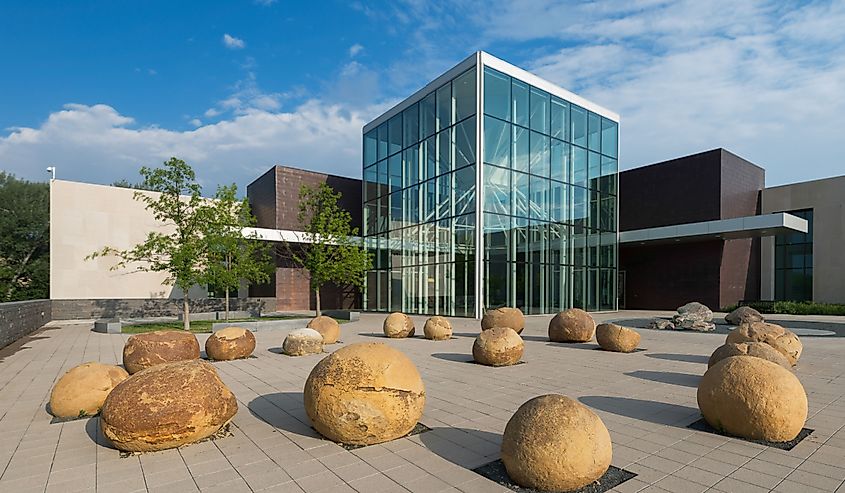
top-left (225, 287), bottom-right (230, 321)
top-left (315, 287), bottom-right (321, 317)
top-left (183, 296), bottom-right (190, 331)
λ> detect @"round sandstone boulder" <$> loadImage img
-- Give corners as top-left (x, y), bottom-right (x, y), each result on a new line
top-left (549, 309), bottom-right (596, 342)
top-left (596, 323), bottom-right (641, 353)
top-left (205, 327), bottom-right (256, 361)
top-left (725, 306), bottom-right (764, 325)
top-left (726, 322), bottom-right (802, 366)
top-left (123, 330), bottom-right (200, 374)
top-left (697, 356), bottom-right (807, 442)
top-left (708, 342), bottom-right (791, 369)
top-left (304, 343), bottom-right (425, 446)
top-left (502, 394), bottom-right (612, 491)
top-left (383, 312), bottom-right (415, 338)
top-left (307, 316), bottom-right (340, 344)
top-left (472, 327), bottom-right (524, 367)
top-left (423, 316), bottom-right (452, 340)
top-left (100, 360), bottom-right (238, 452)
top-left (283, 328), bottom-right (324, 356)
top-left (49, 362), bottom-right (128, 419)
top-left (481, 307), bottom-right (525, 334)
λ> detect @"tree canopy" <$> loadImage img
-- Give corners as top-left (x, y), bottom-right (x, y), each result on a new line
top-left (0, 172), bottom-right (50, 301)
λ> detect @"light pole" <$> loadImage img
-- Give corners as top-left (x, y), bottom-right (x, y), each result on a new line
top-left (46, 166), bottom-right (56, 180)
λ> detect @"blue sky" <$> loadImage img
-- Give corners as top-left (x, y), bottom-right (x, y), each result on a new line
top-left (1, 0), bottom-right (844, 192)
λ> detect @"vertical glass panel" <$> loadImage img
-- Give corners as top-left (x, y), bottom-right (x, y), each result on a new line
top-left (377, 270), bottom-right (388, 311)
top-left (529, 131), bottom-right (550, 177)
top-left (587, 268), bottom-right (599, 311)
top-left (453, 67), bottom-right (476, 122)
top-left (436, 83), bottom-right (451, 131)
top-left (548, 264), bottom-right (568, 312)
top-left (377, 123), bottom-right (388, 160)
top-left (601, 155), bottom-right (617, 195)
top-left (378, 233), bottom-right (389, 269)
top-left (402, 145), bottom-right (418, 188)
top-left (529, 87), bottom-right (550, 134)
top-left (483, 116), bottom-right (510, 167)
top-left (550, 180), bottom-right (568, 223)
top-left (403, 225), bottom-right (419, 266)
top-left (572, 267), bottom-right (584, 309)
top-left (364, 200), bottom-right (377, 236)
top-left (436, 219), bottom-right (451, 264)
top-left (512, 171), bottom-right (529, 218)
top-left (390, 269), bottom-right (402, 312)
top-left (590, 191), bottom-right (600, 230)
top-left (390, 191), bottom-right (402, 229)
top-left (512, 125), bottom-right (529, 172)
top-left (364, 130), bottom-right (378, 166)
top-left (587, 112), bottom-right (601, 151)
top-left (512, 79), bottom-right (529, 128)
top-left (529, 175), bottom-right (549, 220)
top-left (573, 186), bottom-right (588, 228)
top-left (588, 151), bottom-right (601, 191)
top-left (484, 67), bottom-right (511, 121)
top-left (437, 127), bottom-right (452, 175)
top-left (389, 154), bottom-right (402, 194)
top-left (364, 164), bottom-right (377, 203)
top-left (454, 214), bottom-right (476, 263)
top-left (403, 185), bottom-right (419, 226)
top-left (529, 261), bottom-right (546, 314)
top-left (530, 220), bottom-right (548, 265)
top-left (377, 195), bottom-right (388, 233)
top-left (388, 114), bottom-right (402, 155)
top-left (454, 165), bottom-right (476, 216)
top-left (454, 116), bottom-right (476, 169)
top-left (551, 97), bottom-right (569, 141)
top-left (365, 270), bottom-right (378, 310)
top-left (403, 103), bottom-right (419, 148)
top-left (600, 268), bottom-right (615, 310)
top-left (483, 164), bottom-right (511, 215)
top-left (420, 222), bottom-right (436, 264)
top-left (572, 146), bottom-right (588, 188)
top-left (421, 137), bottom-right (436, 182)
top-left (571, 104), bottom-right (587, 148)
top-left (514, 217), bottom-right (529, 263)
top-left (551, 139), bottom-right (570, 183)
top-left (601, 196), bottom-right (616, 231)
top-left (601, 117), bottom-right (618, 158)
top-left (436, 173), bottom-right (452, 219)
top-left (454, 261), bottom-right (476, 317)
top-left (515, 262), bottom-right (528, 312)
top-left (438, 262), bottom-right (454, 315)
top-left (423, 179), bottom-right (437, 223)
top-left (485, 261), bottom-right (511, 308)
top-left (484, 213), bottom-right (511, 263)
top-left (420, 92), bottom-right (436, 139)
top-left (549, 223), bottom-right (569, 265)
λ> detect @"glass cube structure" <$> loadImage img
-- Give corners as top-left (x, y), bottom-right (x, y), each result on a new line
top-left (362, 52), bottom-right (619, 317)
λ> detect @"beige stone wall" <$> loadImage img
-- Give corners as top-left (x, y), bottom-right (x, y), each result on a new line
top-left (761, 175), bottom-right (845, 303)
top-left (50, 180), bottom-right (208, 300)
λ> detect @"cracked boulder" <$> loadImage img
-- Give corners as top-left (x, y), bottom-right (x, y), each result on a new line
top-left (383, 312), bottom-right (415, 338)
top-left (100, 360), bottom-right (238, 452)
top-left (473, 327), bottom-right (524, 366)
top-left (423, 316), bottom-right (452, 340)
top-left (481, 307), bottom-right (525, 334)
top-left (708, 342), bottom-right (791, 369)
top-left (49, 362), bottom-right (128, 419)
top-left (205, 327), bottom-right (255, 361)
top-left (283, 328), bottom-right (324, 356)
top-left (596, 323), bottom-right (641, 353)
top-left (726, 322), bottom-right (802, 366)
top-left (307, 316), bottom-right (340, 344)
top-left (122, 330), bottom-right (201, 374)
top-left (303, 342), bottom-right (425, 446)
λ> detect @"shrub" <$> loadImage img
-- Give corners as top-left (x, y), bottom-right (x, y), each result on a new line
top-left (731, 301), bottom-right (845, 316)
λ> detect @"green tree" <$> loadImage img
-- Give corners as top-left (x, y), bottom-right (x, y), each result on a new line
top-left (288, 183), bottom-right (371, 316)
top-left (88, 158), bottom-right (209, 330)
top-left (111, 178), bottom-right (156, 191)
top-left (0, 172), bottom-right (50, 301)
top-left (203, 184), bottom-right (273, 321)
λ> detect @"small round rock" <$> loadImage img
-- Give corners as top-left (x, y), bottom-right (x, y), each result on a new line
top-left (725, 306), bottom-right (764, 325)
top-left (383, 312), bottom-right (415, 338)
top-left (49, 362), bottom-right (128, 418)
top-left (708, 342), bottom-right (791, 369)
top-left (473, 327), bottom-right (524, 367)
top-left (123, 330), bottom-right (200, 374)
top-left (283, 328), bottom-right (324, 356)
top-left (726, 322), bottom-right (802, 366)
top-left (549, 308), bottom-right (596, 342)
top-left (423, 316), bottom-right (452, 340)
top-left (205, 327), bottom-right (256, 361)
top-left (307, 316), bottom-right (340, 344)
top-left (481, 307), bottom-right (525, 334)
top-left (596, 323), bottom-right (641, 352)
top-left (502, 394), bottom-right (612, 491)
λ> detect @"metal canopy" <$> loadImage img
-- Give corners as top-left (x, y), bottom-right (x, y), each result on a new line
top-left (619, 212), bottom-right (808, 246)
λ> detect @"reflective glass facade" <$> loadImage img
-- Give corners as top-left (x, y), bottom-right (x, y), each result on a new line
top-left (363, 54), bottom-right (619, 316)
top-left (775, 209), bottom-right (813, 301)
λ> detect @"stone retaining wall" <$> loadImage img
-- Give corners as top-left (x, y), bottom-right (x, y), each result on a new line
top-left (0, 300), bottom-right (52, 350)
top-left (51, 297), bottom-right (277, 320)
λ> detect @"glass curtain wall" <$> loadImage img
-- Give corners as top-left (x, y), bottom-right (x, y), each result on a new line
top-left (363, 67), bottom-right (477, 316)
top-left (482, 66), bottom-right (618, 314)
top-left (774, 209), bottom-right (813, 301)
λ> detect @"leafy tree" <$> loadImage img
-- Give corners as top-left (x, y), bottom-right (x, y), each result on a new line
top-left (203, 184), bottom-right (273, 321)
top-left (111, 178), bottom-right (156, 191)
top-left (288, 183), bottom-right (371, 316)
top-left (88, 158), bottom-right (209, 330)
top-left (0, 172), bottom-right (50, 301)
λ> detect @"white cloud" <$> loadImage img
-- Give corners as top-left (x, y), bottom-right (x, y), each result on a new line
top-left (349, 43), bottom-right (364, 57)
top-left (222, 33), bottom-right (246, 50)
top-left (189, 118), bottom-right (202, 127)
top-left (254, 0), bottom-right (276, 5)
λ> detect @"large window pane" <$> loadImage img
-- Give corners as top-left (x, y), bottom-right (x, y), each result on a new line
top-left (485, 261), bottom-right (511, 308)
top-left (512, 125), bottom-right (529, 172)
top-left (364, 200), bottom-right (377, 236)
top-left (529, 131), bottom-right (550, 177)
top-left (455, 261), bottom-right (475, 317)
top-left (422, 179), bottom-right (437, 223)
top-left (512, 79), bottom-right (529, 127)
top-left (403, 145), bottom-right (419, 188)
top-left (377, 123), bottom-right (388, 160)
top-left (530, 220), bottom-right (548, 264)
top-left (388, 114), bottom-right (402, 155)
top-left (436, 83), bottom-right (452, 132)
top-left (364, 129), bottom-right (377, 166)
top-left (601, 155), bottom-right (617, 195)
top-left (404, 185), bottom-right (419, 225)
top-left (573, 186), bottom-right (588, 227)
top-left (389, 154), bottom-right (401, 194)
top-left (453, 68), bottom-right (476, 122)
top-left (587, 112), bottom-right (601, 151)
top-left (454, 165), bottom-right (476, 215)
top-left (437, 127), bottom-right (452, 176)
top-left (484, 213), bottom-right (511, 263)
top-left (529, 175), bottom-right (549, 220)
top-left (403, 103), bottom-right (419, 148)
top-left (515, 218), bottom-right (529, 263)
top-left (551, 139), bottom-right (570, 183)
top-left (390, 191), bottom-right (402, 229)
top-left (484, 116), bottom-right (510, 167)
top-left (421, 136), bottom-right (436, 182)
top-left (550, 181), bottom-right (568, 223)
top-left (588, 151), bottom-right (601, 191)
top-left (513, 171), bottom-right (529, 218)
top-left (551, 97), bottom-right (569, 141)
top-left (529, 87), bottom-right (550, 134)
top-left (600, 196), bottom-right (616, 231)
top-left (601, 117), bottom-right (617, 157)
top-left (483, 164), bottom-right (510, 215)
top-left (571, 104), bottom-right (587, 148)
top-left (421, 92), bottom-right (436, 139)
top-left (484, 67), bottom-right (510, 121)
top-left (572, 146), bottom-right (588, 188)
top-left (454, 116), bottom-right (476, 169)
top-left (454, 214), bottom-right (475, 263)
top-left (364, 164), bottom-right (377, 203)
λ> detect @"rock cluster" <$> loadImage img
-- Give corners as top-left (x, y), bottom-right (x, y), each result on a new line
top-left (708, 342), bottom-right (791, 369)
top-left (501, 394), bottom-right (612, 491)
top-left (49, 362), bottom-right (128, 418)
top-left (726, 322), bottom-right (802, 366)
top-left (122, 330), bottom-right (201, 374)
top-left (383, 312), bottom-right (415, 338)
top-left (100, 360), bottom-right (238, 452)
top-left (307, 316), bottom-right (340, 344)
top-left (472, 327), bottom-right (524, 366)
top-left (725, 306), bottom-right (764, 325)
top-left (423, 316), bottom-right (452, 340)
top-left (672, 302), bottom-right (715, 332)
top-left (283, 328), bottom-right (324, 356)
top-left (548, 308), bottom-right (596, 342)
top-left (647, 319), bottom-right (675, 330)
top-left (481, 307), bottom-right (525, 334)
top-left (596, 323), bottom-right (640, 353)
top-left (304, 343), bottom-right (425, 446)
top-left (205, 327), bottom-right (255, 361)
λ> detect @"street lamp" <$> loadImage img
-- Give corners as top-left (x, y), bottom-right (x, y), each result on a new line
top-left (46, 166), bottom-right (56, 180)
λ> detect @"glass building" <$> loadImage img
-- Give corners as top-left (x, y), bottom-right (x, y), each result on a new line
top-left (774, 209), bottom-right (813, 301)
top-left (362, 52), bottom-right (619, 317)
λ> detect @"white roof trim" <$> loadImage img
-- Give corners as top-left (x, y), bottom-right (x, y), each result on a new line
top-left (242, 227), bottom-right (362, 245)
top-left (619, 213), bottom-right (808, 244)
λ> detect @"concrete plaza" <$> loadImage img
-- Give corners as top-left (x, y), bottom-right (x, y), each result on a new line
top-left (0, 311), bottom-right (843, 493)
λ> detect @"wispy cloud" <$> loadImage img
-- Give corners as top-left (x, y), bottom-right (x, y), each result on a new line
top-left (222, 33), bottom-right (246, 50)
top-left (349, 43), bottom-right (364, 57)
top-left (254, 0), bottom-right (276, 5)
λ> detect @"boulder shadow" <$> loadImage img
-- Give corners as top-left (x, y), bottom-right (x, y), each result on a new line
top-left (248, 392), bottom-right (319, 438)
top-left (431, 352), bottom-right (473, 363)
top-left (625, 370), bottom-right (701, 388)
top-left (579, 396), bottom-right (700, 428)
top-left (418, 426), bottom-right (502, 469)
top-left (267, 347), bottom-right (284, 355)
top-left (646, 353), bottom-right (709, 364)
top-left (546, 342), bottom-right (601, 350)
top-left (86, 416), bottom-right (118, 450)
top-left (520, 334), bottom-right (550, 342)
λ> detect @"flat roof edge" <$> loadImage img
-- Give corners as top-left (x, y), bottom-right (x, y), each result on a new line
top-left (620, 212), bottom-right (808, 244)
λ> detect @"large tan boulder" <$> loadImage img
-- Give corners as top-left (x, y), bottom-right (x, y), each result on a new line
top-left (708, 342), bottom-right (791, 369)
top-left (548, 309), bottom-right (596, 342)
top-left (472, 327), bottom-right (524, 367)
top-left (307, 316), bottom-right (340, 344)
top-left (423, 316), bottom-right (452, 340)
top-left (304, 343), bottom-right (425, 446)
top-left (502, 394), bottom-right (612, 491)
top-left (481, 307), bottom-right (525, 334)
top-left (100, 360), bottom-right (238, 452)
top-left (698, 356), bottom-right (807, 442)
top-left (383, 312), bottom-right (415, 338)
top-left (123, 330), bottom-right (200, 374)
top-left (596, 323), bottom-right (640, 353)
top-left (283, 328), bottom-right (324, 356)
top-left (205, 327), bottom-right (256, 361)
top-left (726, 322), bottom-right (802, 366)
top-left (725, 306), bottom-right (764, 325)
top-left (49, 362), bottom-right (128, 419)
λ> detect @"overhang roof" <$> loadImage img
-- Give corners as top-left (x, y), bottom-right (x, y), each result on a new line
top-left (619, 212), bottom-right (808, 246)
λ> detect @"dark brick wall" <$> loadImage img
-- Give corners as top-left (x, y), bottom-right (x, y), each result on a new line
top-left (247, 167), bottom-right (278, 229)
top-left (51, 297), bottom-right (277, 320)
top-left (0, 300), bottom-right (52, 350)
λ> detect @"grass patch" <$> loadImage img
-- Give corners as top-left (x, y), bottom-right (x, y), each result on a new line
top-left (725, 301), bottom-right (845, 317)
top-left (121, 315), bottom-right (309, 334)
